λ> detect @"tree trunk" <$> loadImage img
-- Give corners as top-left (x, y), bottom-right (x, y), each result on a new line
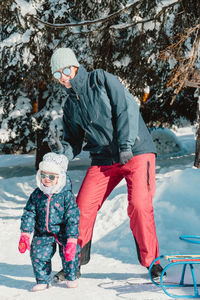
top-left (194, 91), bottom-right (200, 168)
top-left (35, 81), bottom-right (50, 170)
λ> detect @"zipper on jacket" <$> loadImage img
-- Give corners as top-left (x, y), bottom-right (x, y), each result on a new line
top-left (73, 89), bottom-right (113, 149)
top-left (46, 194), bottom-right (52, 232)
top-left (74, 92), bottom-right (106, 145)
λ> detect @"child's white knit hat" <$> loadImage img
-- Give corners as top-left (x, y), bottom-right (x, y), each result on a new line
top-left (50, 48), bottom-right (80, 74)
top-left (39, 152), bottom-right (68, 175)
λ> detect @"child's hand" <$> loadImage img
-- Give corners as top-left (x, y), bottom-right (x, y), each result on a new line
top-left (18, 233), bottom-right (31, 253)
top-left (64, 239), bottom-right (77, 261)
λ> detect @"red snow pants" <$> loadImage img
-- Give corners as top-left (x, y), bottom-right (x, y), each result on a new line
top-left (76, 153), bottom-right (159, 267)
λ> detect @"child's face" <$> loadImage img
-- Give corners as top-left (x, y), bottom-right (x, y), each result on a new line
top-left (40, 171), bottom-right (59, 187)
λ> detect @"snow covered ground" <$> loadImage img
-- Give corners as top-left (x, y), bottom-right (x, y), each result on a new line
top-left (1, 126), bottom-right (200, 300)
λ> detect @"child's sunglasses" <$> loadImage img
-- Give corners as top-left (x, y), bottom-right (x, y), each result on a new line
top-left (53, 67), bottom-right (71, 80)
top-left (41, 173), bottom-right (59, 181)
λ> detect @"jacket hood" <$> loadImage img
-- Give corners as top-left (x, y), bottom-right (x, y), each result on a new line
top-left (36, 170), bottom-right (67, 195)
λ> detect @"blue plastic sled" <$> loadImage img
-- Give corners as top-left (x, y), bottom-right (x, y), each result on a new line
top-left (149, 235), bottom-right (200, 298)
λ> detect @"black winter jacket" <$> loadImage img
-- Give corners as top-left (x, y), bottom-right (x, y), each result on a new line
top-left (61, 65), bottom-right (157, 165)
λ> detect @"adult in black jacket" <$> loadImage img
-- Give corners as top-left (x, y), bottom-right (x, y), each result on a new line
top-left (49, 48), bottom-right (163, 280)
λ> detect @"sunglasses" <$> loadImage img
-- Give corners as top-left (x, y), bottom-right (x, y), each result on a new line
top-left (41, 173), bottom-right (59, 181)
top-left (53, 67), bottom-right (71, 80)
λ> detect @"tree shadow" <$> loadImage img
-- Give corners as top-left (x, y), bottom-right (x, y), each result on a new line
top-left (0, 176), bottom-right (35, 216)
top-left (0, 262), bottom-right (34, 290)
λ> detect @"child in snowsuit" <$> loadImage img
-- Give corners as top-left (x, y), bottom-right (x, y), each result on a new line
top-left (18, 152), bottom-right (80, 292)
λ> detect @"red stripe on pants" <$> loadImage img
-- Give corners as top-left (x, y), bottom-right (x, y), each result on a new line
top-left (76, 153), bottom-right (159, 267)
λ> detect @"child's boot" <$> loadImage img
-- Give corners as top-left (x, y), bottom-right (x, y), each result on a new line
top-left (66, 279), bottom-right (78, 288)
top-left (32, 283), bottom-right (48, 292)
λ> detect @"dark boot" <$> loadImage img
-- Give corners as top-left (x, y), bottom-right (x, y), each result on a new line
top-left (53, 266), bottom-right (81, 282)
top-left (77, 266), bottom-right (81, 279)
top-left (53, 269), bottom-right (65, 282)
top-left (147, 264), bottom-right (166, 279)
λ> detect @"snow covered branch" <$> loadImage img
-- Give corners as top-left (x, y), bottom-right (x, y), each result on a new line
top-left (25, 1), bottom-right (142, 29)
top-left (110, 1), bottom-right (180, 30)
top-left (25, 0), bottom-right (179, 30)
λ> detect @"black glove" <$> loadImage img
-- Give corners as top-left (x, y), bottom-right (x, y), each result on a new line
top-left (48, 128), bottom-right (63, 153)
top-left (119, 151), bottom-right (133, 165)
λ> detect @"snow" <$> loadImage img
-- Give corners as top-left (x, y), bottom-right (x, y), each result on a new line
top-left (113, 56), bottom-right (131, 67)
top-left (15, 0), bottom-right (37, 17)
top-left (9, 97), bottom-right (32, 119)
top-left (1, 126), bottom-right (200, 299)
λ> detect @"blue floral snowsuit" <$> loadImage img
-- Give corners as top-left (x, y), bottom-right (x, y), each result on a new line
top-left (20, 175), bottom-right (80, 284)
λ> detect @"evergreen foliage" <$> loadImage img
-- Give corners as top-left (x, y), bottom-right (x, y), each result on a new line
top-left (0, 0), bottom-right (199, 154)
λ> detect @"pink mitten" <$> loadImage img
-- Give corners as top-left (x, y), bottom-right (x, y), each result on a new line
top-left (64, 238), bottom-right (77, 262)
top-left (18, 233), bottom-right (31, 253)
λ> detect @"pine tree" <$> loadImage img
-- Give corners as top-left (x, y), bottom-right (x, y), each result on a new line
top-left (1, 0), bottom-right (38, 153)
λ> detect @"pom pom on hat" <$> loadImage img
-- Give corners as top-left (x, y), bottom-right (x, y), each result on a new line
top-left (39, 152), bottom-right (68, 175)
top-left (50, 48), bottom-right (80, 74)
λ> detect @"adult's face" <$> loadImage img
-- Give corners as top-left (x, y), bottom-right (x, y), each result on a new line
top-left (53, 66), bottom-right (78, 89)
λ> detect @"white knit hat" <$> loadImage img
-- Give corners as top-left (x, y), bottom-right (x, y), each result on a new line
top-left (50, 48), bottom-right (80, 74)
top-left (39, 152), bottom-right (68, 174)
top-left (37, 152), bottom-right (69, 194)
